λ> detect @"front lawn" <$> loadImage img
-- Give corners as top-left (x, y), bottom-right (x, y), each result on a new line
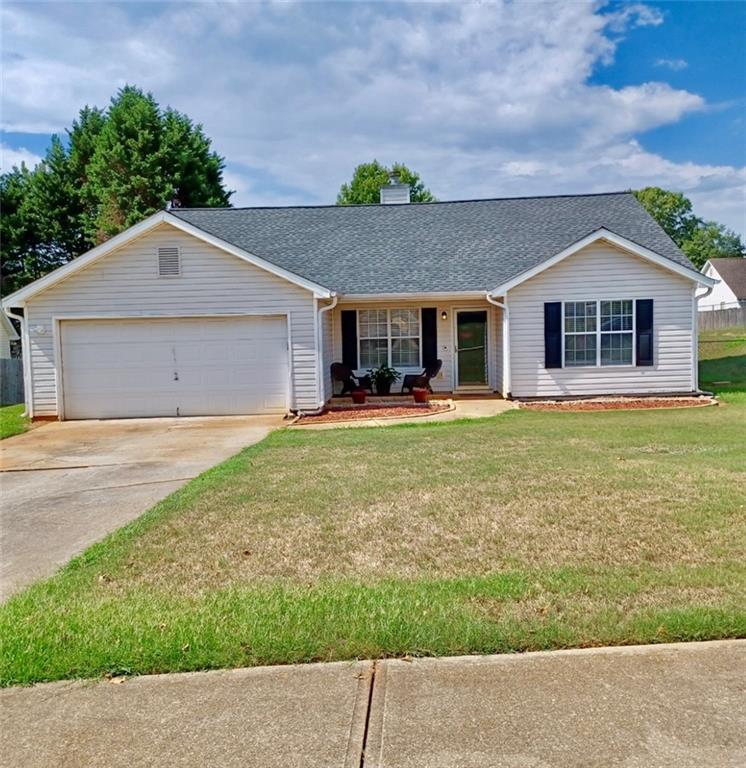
top-left (1, 341), bottom-right (744, 685)
top-left (0, 404), bottom-right (29, 440)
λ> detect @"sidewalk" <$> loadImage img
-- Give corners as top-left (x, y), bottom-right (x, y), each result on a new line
top-left (2, 640), bottom-right (744, 767)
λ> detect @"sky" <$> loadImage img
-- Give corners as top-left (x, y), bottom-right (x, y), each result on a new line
top-left (1, 1), bottom-right (745, 236)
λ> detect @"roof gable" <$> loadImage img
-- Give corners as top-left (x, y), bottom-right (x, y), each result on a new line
top-left (1, 212), bottom-right (331, 306)
top-left (705, 258), bottom-right (746, 299)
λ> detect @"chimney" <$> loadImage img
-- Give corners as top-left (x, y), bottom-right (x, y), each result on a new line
top-left (380, 172), bottom-right (411, 205)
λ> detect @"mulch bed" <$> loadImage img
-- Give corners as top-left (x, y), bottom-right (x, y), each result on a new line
top-left (520, 397), bottom-right (715, 412)
top-left (297, 403), bottom-right (450, 423)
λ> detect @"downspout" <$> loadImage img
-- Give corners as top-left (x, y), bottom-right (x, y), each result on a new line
top-left (303, 293), bottom-right (338, 416)
top-left (485, 292), bottom-right (510, 398)
top-left (4, 306), bottom-right (33, 418)
top-left (694, 284), bottom-right (715, 393)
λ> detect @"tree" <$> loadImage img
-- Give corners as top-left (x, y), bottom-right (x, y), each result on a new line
top-left (87, 86), bottom-right (231, 241)
top-left (0, 165), bottom-right (44, 295)
top-left (337, 160), bottom-right (436, 205)
top-left (633, 186), bottom-right (744, 270)
top-left (680, 221), bottom-right (745, 269)
top-left (1, 85), bottom-right (232, 295)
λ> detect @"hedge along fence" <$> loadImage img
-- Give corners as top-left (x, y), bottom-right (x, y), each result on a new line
top-left (699, 307), bottom-right (746, 332)
top-left (0, 358), bottom-right (24, 406)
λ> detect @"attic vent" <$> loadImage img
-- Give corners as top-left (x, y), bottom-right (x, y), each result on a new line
top-left (158, 246), bottom-right (181, 277)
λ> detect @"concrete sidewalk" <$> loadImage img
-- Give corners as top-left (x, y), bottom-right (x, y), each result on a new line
top-left (2, 641), bottom-right (744, 767)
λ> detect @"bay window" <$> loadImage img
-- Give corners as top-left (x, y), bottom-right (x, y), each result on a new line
top-left (359, 308), bottom-right (421, 368)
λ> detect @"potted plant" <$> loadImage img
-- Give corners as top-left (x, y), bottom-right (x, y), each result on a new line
top-left (368, 364), bottom-right (401, 396)
top-left (412, 387), bottom-right (429, 404)
top-left (351, 388), bottom-right (367, 404)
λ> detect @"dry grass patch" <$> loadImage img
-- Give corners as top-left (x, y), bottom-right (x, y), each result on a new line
top-left (86, 402), bottom-right (745, 595)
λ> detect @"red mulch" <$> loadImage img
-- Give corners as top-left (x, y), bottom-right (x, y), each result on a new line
top-left (298, 403), bottom-right (450, 423)
top-left (520, 397), bottom-right (714, 412)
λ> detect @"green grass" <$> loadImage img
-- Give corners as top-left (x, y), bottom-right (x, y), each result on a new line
top-left (1, 332), bottom-right (744, 686)
top-left (0, 404), bottom-right (28, 440)
top-left (699, 329), bottom-right (746, 394)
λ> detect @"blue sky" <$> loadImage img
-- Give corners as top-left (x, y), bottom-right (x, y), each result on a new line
top-left (2, 1), bottom-right (744, 235)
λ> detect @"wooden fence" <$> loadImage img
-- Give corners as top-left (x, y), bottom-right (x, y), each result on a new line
top-left (699, 307), bottom-right (746, 332)
top-left (0, 358), bottom-right (24, 406)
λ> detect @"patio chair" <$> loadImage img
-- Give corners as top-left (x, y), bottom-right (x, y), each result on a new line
top-left (330, 362), bottom-right (370, 395)
top-left (401, 359), bottom-right (442, 394)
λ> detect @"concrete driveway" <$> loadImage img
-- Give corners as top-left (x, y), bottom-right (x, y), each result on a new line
top-left (0, 415), bottom-right (281, 600)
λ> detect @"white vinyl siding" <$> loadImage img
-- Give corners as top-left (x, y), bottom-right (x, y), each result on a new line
top-left (24, 223), bottom-right (319, 416)
top-left (509, 242), bottom-right (696, 397)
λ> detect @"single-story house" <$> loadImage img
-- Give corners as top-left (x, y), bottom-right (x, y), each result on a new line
top-left (0, 312), bottom-right (19, 359)
top-left (699, 258), bottom-right (746, 311)
top-left (2, 186), bottom-right (717, 420)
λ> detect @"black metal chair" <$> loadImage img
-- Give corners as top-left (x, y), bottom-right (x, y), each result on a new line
top-left (401, 359), bottom-right (442, 394)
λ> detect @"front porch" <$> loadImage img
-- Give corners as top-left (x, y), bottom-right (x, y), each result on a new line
top-left (321, 297), bottom-right (508, 401)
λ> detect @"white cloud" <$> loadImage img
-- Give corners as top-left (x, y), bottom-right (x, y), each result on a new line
top-left (1, 1), bottom-right (743, 236)
top-left (655, 58), bottom-right (689, 71)
top-left (0, 142), bottom-right (41, 171)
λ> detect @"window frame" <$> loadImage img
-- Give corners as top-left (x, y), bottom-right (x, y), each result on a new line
top-left (561, 299), bottom-right (637, 368)
top-left (357, 308), bottom-right (423, 370)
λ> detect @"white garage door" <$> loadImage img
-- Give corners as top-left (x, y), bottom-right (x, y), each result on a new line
top-left (60, 316), bottom-right (289, 419)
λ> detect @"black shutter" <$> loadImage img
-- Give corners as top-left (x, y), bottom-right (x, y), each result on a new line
top-left (421, 308), bottom-right (437, 367)
top-left (544, 302), bottom-right (562, 368)
top-left (636, 299), bottom-right (654, 367)
top-left (341, 310), bottom-right (358, 369)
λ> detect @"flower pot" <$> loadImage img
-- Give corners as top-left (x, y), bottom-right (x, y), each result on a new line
top-left (375, 381), bottom-right (392, 396)
top-left (351, 389), bottom-right (367, 404)
top-left (413, 387), bottom-right (429, 404)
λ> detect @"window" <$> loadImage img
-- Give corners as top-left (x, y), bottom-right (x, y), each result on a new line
top-left (600, 300), bottom-right (633, 365)
top-left (158, 246), bottom-right (181, 277)
top-left (564, 301), bottom-right (597, 367)
top-left (563, 300), bottom-right (634, 367)
top-left (359, 308), bottom-right (420, 368)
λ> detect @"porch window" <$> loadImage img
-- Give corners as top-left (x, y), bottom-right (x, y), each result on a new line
top-left (359, 308), bottom-right (420, 368)
top-left (563, 300), bottom-right (634, 367)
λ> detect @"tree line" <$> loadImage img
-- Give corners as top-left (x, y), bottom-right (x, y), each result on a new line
top-left (1, 86), bottom-right (742, 296)
top-left (1, 86), bottom-right (231, 295)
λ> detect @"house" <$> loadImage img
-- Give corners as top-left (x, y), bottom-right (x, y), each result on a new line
top-left (0, 313), bottom-right (19, 359)
top-left (1, 187), bottom-right (716, 421)
top-left (699, 258), bottom-right (746, 311)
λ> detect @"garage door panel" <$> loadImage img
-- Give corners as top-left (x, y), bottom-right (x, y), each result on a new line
top-left (60, 317), bottom-right (289, 419)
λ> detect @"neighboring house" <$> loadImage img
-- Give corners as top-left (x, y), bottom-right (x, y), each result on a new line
top-left (1, 188), bottom-right (716, 420)
top-left (0, 313), bottom-right (19, 359)
top-left (699, 258), bottom-right (746, 311)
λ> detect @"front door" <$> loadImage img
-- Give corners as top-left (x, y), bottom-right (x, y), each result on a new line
top-left (456, 310), bottom-right (488, 387)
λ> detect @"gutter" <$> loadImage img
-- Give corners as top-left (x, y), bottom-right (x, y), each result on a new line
top-left (485, 293), bottom-right (510, 398)
top-left (309, 293), bottom-right (338, 414)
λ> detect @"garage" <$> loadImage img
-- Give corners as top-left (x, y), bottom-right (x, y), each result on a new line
top-left (59, 316), bottom-right (289, 419)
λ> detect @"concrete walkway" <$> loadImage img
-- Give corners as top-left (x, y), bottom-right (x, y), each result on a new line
top-left (0, 415), bottom-right (281, 600)
top-left (2, 641), bottom-right (743, 767)
top-left (292, 397), bottom-right (516, 430)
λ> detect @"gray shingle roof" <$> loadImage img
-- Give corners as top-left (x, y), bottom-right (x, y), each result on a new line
top-left (171, 192), bottom-right (693, 294)
top-left (707, 258), bottom-right (746, 300)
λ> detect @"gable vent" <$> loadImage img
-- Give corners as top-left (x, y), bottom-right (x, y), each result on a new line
top-left (158, 246), bottom-right (181, 277)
